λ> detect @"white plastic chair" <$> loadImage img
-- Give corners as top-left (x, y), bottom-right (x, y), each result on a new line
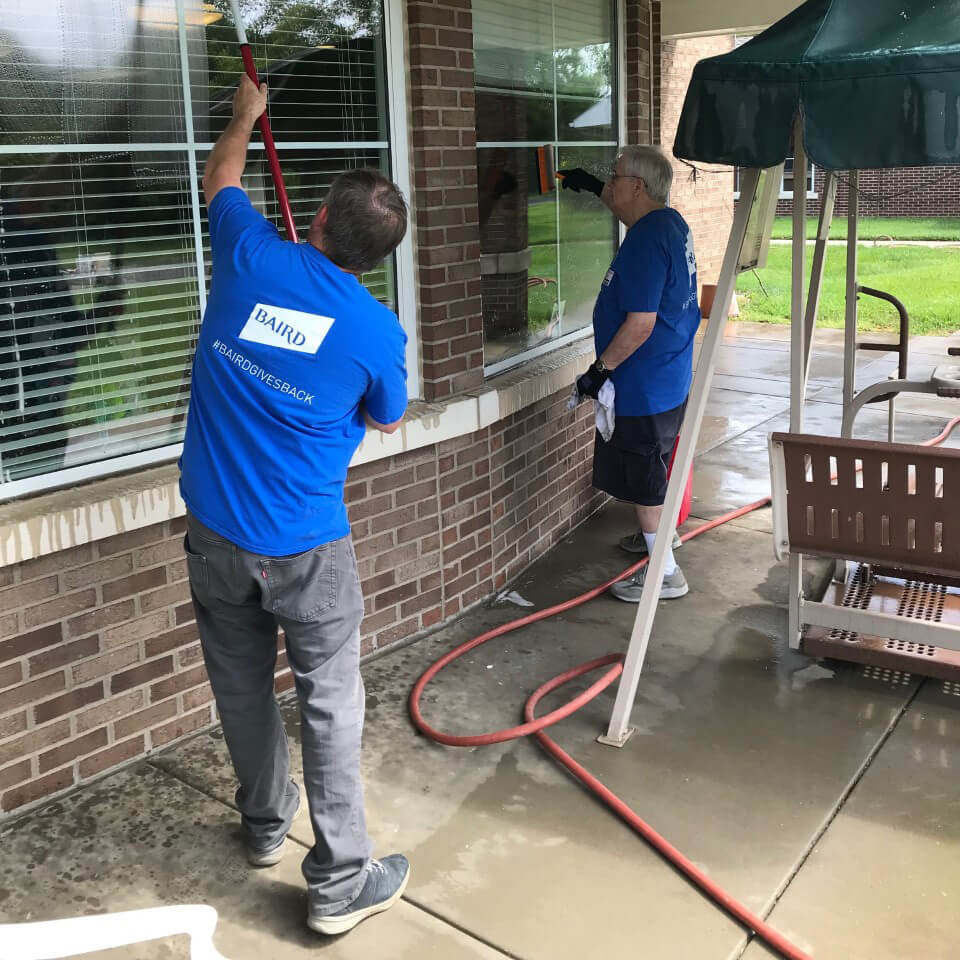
top-left (0, 905), bottom-right (230, 960)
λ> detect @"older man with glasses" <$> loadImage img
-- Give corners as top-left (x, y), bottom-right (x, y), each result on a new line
top-left (558, 146), bottom-right (699, 602)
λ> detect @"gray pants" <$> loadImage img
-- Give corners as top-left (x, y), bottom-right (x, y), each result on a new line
top-left (184, 512), bottom-right (371, 913)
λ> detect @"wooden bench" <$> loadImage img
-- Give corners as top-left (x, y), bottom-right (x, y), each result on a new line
top-left (769, 432), bottom-right (960, 676)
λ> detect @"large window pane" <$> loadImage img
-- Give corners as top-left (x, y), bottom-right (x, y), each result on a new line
top-left (198, 147), bottom-right (395, 309)
top-left (474, 0), bottom-right (617, 370)
top-left (0, 0), bottom-right (188, 147)
top-left (0, 153), bottom-right (199, 483)
top-left (0, 0), bottom-right (397, 495)
top-left (196, 1), bottom-right (389, 144)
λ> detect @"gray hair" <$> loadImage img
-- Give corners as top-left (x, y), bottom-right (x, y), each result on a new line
top-left (322, 169), bottom-right (408, 274)
top-left (617, 145), bottom-right (673, 204)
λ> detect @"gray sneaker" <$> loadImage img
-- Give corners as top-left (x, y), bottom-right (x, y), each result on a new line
top-left (244, 784), bottom-right (299, 867)
top-left (247, 835), bottom-right (287, 867)
top-left (618, 530), bottom-right (683, 554)
top-left (308, 855), bottom-right (410, 936)
top-left (610, 566), bottom-right (689, 602)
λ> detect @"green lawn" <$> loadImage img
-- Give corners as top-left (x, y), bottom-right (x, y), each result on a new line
top-left (736, 244), bottom-right (960, 335)
top-left (770, 216), bottom-right (960, 241)
top-left (526, 198), bottom-right (615, 330)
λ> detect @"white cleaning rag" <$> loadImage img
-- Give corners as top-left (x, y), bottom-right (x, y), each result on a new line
top-left (567, 379), bottom-right (616, 442)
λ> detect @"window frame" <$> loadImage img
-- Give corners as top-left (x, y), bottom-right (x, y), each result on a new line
top-left (477, 0), bottom-right (621, 379)
top-left (0, 0), bottom-right (415, 502)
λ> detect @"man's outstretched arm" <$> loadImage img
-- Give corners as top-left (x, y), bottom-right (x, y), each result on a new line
top-left (203, 76), bottom-right (268, 207)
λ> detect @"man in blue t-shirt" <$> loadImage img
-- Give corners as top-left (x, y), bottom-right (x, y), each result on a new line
top-left (179, 77), bottom-right (409, 936)
top-left (560, 146), bottom-right (700, 603)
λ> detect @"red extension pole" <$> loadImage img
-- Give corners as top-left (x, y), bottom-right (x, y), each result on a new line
top-left (229, 1), bottom-right (298, 243)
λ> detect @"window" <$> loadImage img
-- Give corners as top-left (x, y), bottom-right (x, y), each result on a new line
top-left (473, 0), bottom-right (619, 373)
top-left (734, 159), bottom-right (817, 199)
top-left (0, 0), bottom-right (406, 498)
top-left (780, 157), bottom-right (817, 199)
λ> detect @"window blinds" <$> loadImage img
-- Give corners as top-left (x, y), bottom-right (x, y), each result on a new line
top-left (0, 0), bottom-right (393, 495)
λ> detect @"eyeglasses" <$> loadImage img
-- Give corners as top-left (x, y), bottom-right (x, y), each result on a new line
top-left (608, 173), bottom-right (643, 183)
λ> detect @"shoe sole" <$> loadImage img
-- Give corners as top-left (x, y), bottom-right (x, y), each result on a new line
top-left (610, 583), bottom-right (689, 603)
top-left (307, 866), bottom-right (410, 936)
top-left (246, 793), bottom-right (301, 867)
top-left (247, 838), bottom-right (286, 867)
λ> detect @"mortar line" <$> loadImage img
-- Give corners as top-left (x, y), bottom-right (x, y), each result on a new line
top-left (728, 676), bottom-right (926, 960)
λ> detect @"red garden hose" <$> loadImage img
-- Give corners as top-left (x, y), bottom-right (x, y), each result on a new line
top-left (229, 1), bottom-right (298, 243)
top-left (410, 416), bottom-right (960, 960)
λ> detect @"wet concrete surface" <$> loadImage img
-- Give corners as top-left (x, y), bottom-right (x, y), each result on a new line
top-left (2, 328), bottom-right (959, 959)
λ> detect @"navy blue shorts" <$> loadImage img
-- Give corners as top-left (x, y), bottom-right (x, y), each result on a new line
top-left (592, 400), bottom-right (686, 506)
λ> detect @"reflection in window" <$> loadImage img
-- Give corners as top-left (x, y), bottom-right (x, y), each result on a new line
top-left (0, 0), bottom-right (394, 492)
top-left (473, 0), bottom-right (618, 370)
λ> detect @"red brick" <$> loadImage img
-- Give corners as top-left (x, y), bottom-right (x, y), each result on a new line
top-left (62, 554), bottom-right (133, 590)
top-left (0, 710), bottom-right (27, 740)
top-left (2, 766), bottom-right (75, 812)
top-left (178, 644), bottom-right (204, 669)
top-left (72, 644), bottom-right (141, 685)
top-left (0, 759), bottom-right (31, 791)
top-left (34, 681), bottom-right (104, 724)
top-left (102, 567), bottom-right (167, 604)
top-left (375, 616), bottom-right (420, 648)
top-left (150, 706), bottom-right (212, 747)
top-left (150, 663), bottom-right (207, 702)
top-left (38, 727), bottom-right (108, 774)
top-left (0, 660), bottom-right (22, 689)
top-left (28, 635), bottom-right (100, 677)
top-left (145, 623), bottom-right (199, 659)
top-left (67, 600), bottom-right (136, 639)
top-left (3, 672), bottom-right (67, 717)
top-left (0, 719), bottom-right (71, 768)
top-left (24, 588), bottom-right (97, 628)
top-left (99, 525), bottom-right (166, 556)
top-left (114, 700), bottom-right (178, 739)
top-left (0, 613), bottom-right (18, 640)
top-left (140, 582), bottom-right (190, 614)
top-left (182, 683), bottom-right (215, 712)
top-left (76, 690), bottom-right (144, 734)
top-left (102, 610), bottom-right (171, 650)
top-left (134, 539), bottom-right (183, 568)
top-left (0, 576), bottom-right (58, 614)
top-left (111, 656), bottom-right (174, 695)
top-left (18, 545), bottom-right (94, 581)
top-left (175, 602), bottom-right (195, 625)
top-left (79, 735), bottom-right (145, 779)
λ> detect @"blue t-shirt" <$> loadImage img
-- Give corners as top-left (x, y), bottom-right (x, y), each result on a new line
top-left (179, 187), bottom-right (407, 556)
top-left (593, 207), bottom-right (700, 416)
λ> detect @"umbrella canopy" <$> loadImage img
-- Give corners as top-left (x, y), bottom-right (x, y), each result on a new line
top-left (673, 0), bottom-right (960, 170)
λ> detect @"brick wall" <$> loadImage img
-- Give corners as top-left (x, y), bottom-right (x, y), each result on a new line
top-left (624, 0), bottom-right (653, 145)
top-left (0, 386), bottom-right (604, 816)
top-left (660, 35), bottom-right (736, 287)
top-left (0, 522), bottom-right (224, 813)
top-left (772, 166), bottom-right (960, 218)
top-left (407, 0), bottom-right (484, 400)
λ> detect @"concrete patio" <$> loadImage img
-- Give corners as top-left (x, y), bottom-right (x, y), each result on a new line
top-left (2, 323), bottom-right (959, 960)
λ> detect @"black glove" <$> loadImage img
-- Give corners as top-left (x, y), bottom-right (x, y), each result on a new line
top-left (576, 361), bottom-right (610, 400)
top-left (557, 168), bottom-right (604, 198)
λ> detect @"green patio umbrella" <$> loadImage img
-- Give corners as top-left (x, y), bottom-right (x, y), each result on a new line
top-left (673, 0), bottom-right (960, 170)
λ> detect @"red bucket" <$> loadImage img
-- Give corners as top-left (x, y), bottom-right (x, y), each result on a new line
top-left (666, 437), bottom-right (693, 526)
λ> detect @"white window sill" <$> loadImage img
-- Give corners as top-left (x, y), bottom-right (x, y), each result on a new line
top-left (0, 339), bottom-right (594, 567)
